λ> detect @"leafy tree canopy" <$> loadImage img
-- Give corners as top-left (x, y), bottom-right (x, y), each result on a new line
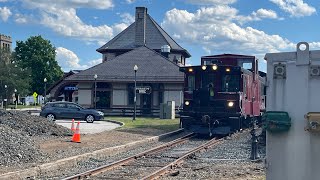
top-left (0, 48), bottom-right (30, 100)
top-left (14, 35), bottom-right (63, 95)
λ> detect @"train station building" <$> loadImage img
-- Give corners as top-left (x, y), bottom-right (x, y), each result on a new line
top-left (48, 7), bottom-right (191, 116)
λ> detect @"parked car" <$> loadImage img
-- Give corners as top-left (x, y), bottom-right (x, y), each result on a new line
top-left (40, 101), bottom-right (104, 123)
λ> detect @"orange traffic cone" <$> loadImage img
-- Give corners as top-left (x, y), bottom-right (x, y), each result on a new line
top-left (72, 121), bottom-right (81, 143)
top-left (71, 119), bottom-right (75, 132)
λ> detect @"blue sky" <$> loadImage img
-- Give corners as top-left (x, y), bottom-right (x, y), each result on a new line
top-left (1, 0), bottom-right (320, 73)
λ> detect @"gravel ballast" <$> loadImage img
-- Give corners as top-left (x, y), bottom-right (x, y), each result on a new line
top-left (0, 109), bottom-right (72, 170)
top-left (0, 125), bottom-right (45, 166)
top-left (0, 110), bottom-right (72, 136)
top-left (161, 129), bottom-right (266, 180)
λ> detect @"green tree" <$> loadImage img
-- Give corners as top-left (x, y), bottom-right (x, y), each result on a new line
top-left (0, 48), bottom-right (31, 101)
top-left (14, 35), bottom-right (63, 95)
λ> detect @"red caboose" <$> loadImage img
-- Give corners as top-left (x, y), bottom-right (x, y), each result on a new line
top-left (179, 54), bottom-right (266, 136)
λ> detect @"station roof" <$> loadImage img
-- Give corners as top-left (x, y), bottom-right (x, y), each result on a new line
top-left (66, 46), bottom-right (184, 83)
top-left (96, 14), bottom-right (191, 58)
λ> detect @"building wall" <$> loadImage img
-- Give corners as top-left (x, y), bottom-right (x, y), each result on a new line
top-left (103, 53), bottom-right (116, 62)
top-left (168, 53), bottom-right (185, 65)
top-left (74, 82), bottom-right (183, 113)
top-left (78, 82), bottom-right (93, 108)
top-left (112, 83), bottom-right (127, 106)
top-left (163, 83), bottom-right (183, 108)
top-left (0, 34), bottom-right (12, 51)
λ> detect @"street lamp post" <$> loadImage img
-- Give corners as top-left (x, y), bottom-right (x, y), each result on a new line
top-left (44, 78), bottom-right (47, 103)
top-left (133, 65), bottom-right (138, 120)
top-left (14, 89), bottom-right (17, 109)
top-left (94, 74), bottom-right (97, 109)
top-left (4, 85), bottom-right (7, 109)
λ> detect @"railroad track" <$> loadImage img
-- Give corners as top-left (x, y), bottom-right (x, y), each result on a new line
top-left (62, 133), bottom-right (223, 180)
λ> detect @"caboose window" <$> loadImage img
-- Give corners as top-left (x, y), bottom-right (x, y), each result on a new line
top-left (221, 75), bottom-right (240, 92)
top-left (201, 74), bottom-right (214, 88)
top-left (187, 75), bottom-right (195, 92)
top-left (238, 58), bottom-right (253, 70)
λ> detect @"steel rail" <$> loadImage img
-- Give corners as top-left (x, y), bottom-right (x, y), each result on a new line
top-left (141, 137), bottom-right (222, 180)
top-left (62, 132), bottom-right (195, 180)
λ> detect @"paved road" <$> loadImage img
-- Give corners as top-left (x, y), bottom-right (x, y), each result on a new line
top-left (56, 120), bottom-right (121, 134)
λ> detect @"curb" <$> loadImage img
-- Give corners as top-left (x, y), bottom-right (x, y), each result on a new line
top-left (0, 128), bottom-right (184, 180)
top-left (103, 119), bottom-right (125, 126)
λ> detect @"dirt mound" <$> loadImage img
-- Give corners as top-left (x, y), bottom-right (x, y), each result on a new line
top-left (0, 110), bottom-right (72, 136)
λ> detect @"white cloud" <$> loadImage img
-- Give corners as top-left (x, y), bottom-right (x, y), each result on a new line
top-left (87, 58), bottom-right (102, 66)
top-left (162, 7), bottom-right (296, 57)
top-left (309, 42), bottom-right (320, 49)
top-left (120, 13), bottom-right (135, 24)
top-left (185, 0), bottom-right (237, 5)
top-left (24, 0), bottom-right (114, 10)
top-left (269, 0), bottom-right (316, 17)
top-left (56, 47), bottom-right (101, 71)
top-left (237, 8), bottom-right (281, 24)
top-left (40, 7), bottom-right (114, 44)
top-left (18, 1), bottom-right (131, 45)
top-left (56, 47), bottom-right (86, 71)
top-left (0, 0), bottom-right (8, 2)
top-left (254, 8), bottom-right (279, 19)
top-left (14, 13), bottom-right (28, 23)
top-left (126, 0), bottom-right (136, 4)
top-left (0, 6), bottom-right (12, 21)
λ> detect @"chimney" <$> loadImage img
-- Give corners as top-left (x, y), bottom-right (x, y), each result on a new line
top-left (161, 45), bottom-right (171, 59)
top-left (135, 7), bottom-right (147, 46)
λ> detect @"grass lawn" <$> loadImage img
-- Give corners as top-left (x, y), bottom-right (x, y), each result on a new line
top-left (104, 116), bottom-right (180, 131)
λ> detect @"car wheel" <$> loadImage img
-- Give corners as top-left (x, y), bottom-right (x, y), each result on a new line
top-left (85, 115), bottom-right (95, 123)
top-left (46, 113), bottom-right (55, 121)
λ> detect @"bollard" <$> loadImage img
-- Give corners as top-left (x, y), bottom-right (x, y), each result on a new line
top-left (250, 119), bottom-right (260, 160)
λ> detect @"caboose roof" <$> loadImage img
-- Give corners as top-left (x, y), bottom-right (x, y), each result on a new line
top-left (201, 54), bottom-right (255, 59)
